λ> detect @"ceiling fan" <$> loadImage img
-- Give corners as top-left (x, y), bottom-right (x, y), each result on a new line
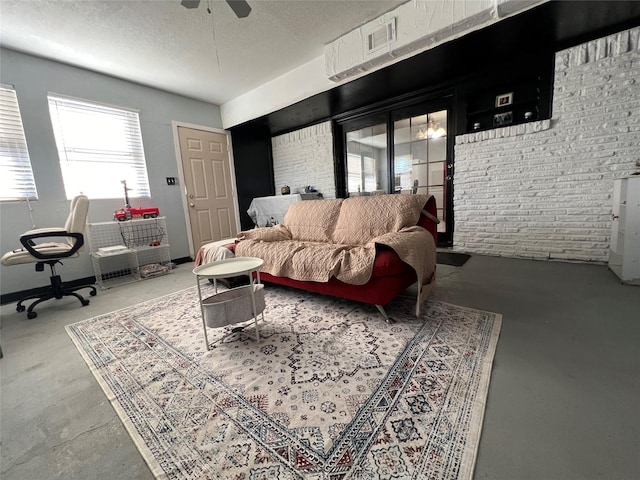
top-left (180, 0), bottom-right (251, 18)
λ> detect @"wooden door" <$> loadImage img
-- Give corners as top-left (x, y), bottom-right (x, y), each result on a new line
top-left (178, 127), bottom-right (238, 254)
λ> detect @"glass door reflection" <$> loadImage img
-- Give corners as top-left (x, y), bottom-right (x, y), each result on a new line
top-left (393, 110), bottom-right (447, 233)
top-left (346, 123), bottom-right (388, 196)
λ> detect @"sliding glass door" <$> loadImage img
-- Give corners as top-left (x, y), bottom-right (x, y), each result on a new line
top-left (393, 109), bottom-right (448, 233)
top-left (344, 118), bottom-right (389, 196)
top-left (336, 98), bottom-right (453, 244)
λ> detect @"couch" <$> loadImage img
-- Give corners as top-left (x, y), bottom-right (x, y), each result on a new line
top-left (233, 194), bottom-right (438, 321)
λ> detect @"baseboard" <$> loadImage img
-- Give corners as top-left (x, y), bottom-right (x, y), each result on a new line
top-left (172, 256), bottom-right (193, 265)
top-left (1, 257), bottom-right (194, 306)
top-left (1, 276), bottom-right (97, 306)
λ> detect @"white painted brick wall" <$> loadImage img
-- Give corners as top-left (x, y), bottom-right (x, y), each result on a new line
top-left (272, 121), bottom-right (336, 199)
top-left (454, 26), bottom-right (640, 262)
top-left (269, 27), bottom-right (640, 263)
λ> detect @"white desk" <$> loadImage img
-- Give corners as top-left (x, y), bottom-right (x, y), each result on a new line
top-left (193, 257), bottom-right (264, 349)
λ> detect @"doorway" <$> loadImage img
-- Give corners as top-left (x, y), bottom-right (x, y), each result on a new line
top-left (175, 125), bottom-right (239, 256)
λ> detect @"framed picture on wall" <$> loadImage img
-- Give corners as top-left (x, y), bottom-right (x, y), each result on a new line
top-left (495, 92), bottom-right (514, 108)
top-left (493, 111), bottom-right (513, 127)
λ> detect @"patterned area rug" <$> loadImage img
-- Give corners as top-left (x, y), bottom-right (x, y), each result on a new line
top-left (66, 285), bottom-right (501, 480)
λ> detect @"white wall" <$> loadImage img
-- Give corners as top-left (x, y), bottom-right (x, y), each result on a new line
top-left (0, 49), bottom-right (222, 296)
top-left (453, 27), bottom-right (640, 261)
top-left (271, 122), bottom-right (336, 199)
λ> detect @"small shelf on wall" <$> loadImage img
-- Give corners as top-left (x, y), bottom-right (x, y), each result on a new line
top-left (465, 76), bottom-right (545, 133)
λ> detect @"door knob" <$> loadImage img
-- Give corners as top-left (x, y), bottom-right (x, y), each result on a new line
top-left (189, 202), bottom-right (195, 208)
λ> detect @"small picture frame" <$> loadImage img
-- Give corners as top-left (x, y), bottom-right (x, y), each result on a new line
top-left (495, 92), bottom-right (514, 108)
top-left (493, 111), bottom-right (513, 127)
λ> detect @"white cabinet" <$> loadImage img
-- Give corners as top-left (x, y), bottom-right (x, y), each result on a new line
top-left (609, 176), bottom-right (640, 285)
top-left (87, 217), bottom-right (172, 289)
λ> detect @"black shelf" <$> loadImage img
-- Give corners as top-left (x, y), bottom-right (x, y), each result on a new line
top-left (465, 76), bottom-right (546, 133)
top-left (467, 98), bottom-right (538, 117)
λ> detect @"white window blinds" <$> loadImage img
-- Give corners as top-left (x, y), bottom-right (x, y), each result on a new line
top-left (48, 94), bottom-right (151, 200)
top-left (0, 85), bottom-right (38, 201)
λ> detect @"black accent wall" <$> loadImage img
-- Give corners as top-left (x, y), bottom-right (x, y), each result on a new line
top-left (229, 1), bottom-right (640, 222)
top-left (230, 122), bottom-right (274, 230)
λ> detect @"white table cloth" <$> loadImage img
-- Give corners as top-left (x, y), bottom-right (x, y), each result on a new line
top-left (247, 194), bottom-right (302, 227)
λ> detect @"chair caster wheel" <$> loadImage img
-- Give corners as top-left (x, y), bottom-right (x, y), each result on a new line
top-left (17, 305), bottom-right (25, 312)
top-left (27, 311), bottom-right (37, 319)
top-left (90, 290), bottom-right (97, 296)
top-left (81, 300), bottom-right (90, 306)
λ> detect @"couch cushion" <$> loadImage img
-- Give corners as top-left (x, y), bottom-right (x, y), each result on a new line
top-left (332, 194), bottom-right (430, 245)
top-left (284, 198), bottom-right (343, 242)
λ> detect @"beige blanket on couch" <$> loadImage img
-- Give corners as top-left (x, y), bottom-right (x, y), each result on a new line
top-left (235, 194), bottom-right (437, 308)
top-left (235, 225), bottom-right (434, 285)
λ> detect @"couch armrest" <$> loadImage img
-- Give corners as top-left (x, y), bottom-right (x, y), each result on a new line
top-left (417, 196), bottom-right (438, 241)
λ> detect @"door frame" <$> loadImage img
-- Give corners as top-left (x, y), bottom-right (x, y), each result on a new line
top-left (171, 121), bottom-right (241, 259)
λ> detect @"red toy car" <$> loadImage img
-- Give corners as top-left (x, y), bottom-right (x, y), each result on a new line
top-left (114, 206), bottom-right (160, 222)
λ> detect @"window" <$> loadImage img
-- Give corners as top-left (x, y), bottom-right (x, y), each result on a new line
top-left (347, 153), bottom-right (362, 193)
top-left (48, 94), bottom-right (150, 200)
top-left (0, 84), bottom-right (38, 201)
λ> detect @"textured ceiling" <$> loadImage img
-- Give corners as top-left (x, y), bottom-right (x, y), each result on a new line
top-left (0, 0), bottom-right (408, 106)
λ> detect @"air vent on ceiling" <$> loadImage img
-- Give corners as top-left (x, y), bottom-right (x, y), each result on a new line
top-left (365, 17), bottom-right (397, 55)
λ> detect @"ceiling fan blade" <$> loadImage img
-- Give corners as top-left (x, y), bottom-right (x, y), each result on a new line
top-left (226, 0), bottom-right (251, 18)
top-left (180, 0), bottom-right (200, 8)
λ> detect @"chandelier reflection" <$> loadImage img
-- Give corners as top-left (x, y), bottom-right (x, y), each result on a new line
top-left (416, 119), bottom-right (446, 139)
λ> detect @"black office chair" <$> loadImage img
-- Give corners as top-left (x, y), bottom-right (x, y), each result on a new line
top-left (1, 195), bottom-right (97, 319)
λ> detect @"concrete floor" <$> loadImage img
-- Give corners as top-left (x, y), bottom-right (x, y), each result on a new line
top-left (1, 255), bottom-right (639, 480)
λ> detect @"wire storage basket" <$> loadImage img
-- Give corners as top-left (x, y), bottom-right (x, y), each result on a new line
top-left (201, 284), bottom-right (265, 328)
top-left (119, 219), bottom-right (165, 248)
top-left (87, 217), bottom-right (171, 289)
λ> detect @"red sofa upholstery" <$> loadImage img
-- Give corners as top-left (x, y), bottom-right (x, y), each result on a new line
top-left (234, 195), bottom-right (438, 320)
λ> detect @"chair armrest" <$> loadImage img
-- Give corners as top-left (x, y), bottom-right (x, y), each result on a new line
top-left (19, 231), bottom-right (85, 260)
top-left (22, 227), bottom-right (67, 235)
top-left (20, 227), bottom-right (68, 247)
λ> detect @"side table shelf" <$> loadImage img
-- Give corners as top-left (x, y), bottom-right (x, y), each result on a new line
top-left (87, 217), bottom-right (172, 289)
top-left (194, 257), bottom-right (265, 350)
